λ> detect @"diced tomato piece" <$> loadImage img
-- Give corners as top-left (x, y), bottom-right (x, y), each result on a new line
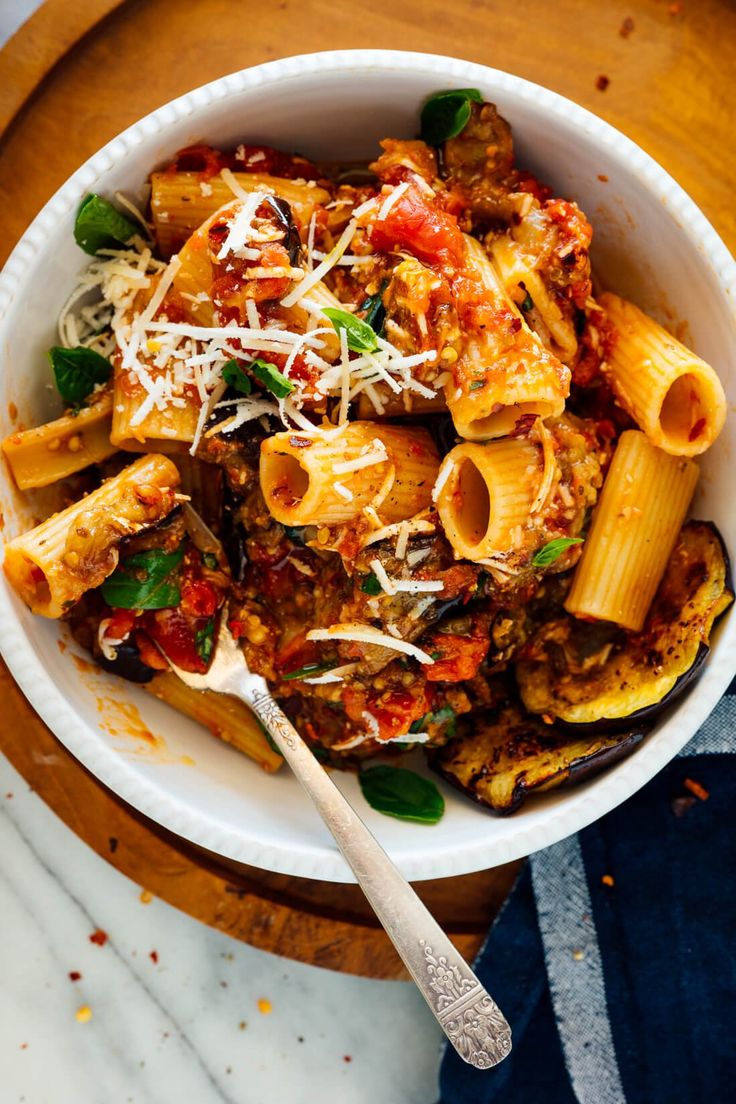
top-left (104, 609), bottom-right (138, 640)
top-left (342, 684), bottom-right (431, 743)
top-left (425, 632), bottom-right (490, 683)
top-left (368, 186), bottom-right (465, 270)
top-left (142, 608), bottom-right (203, 673)
top-left (181, 579), bottom-right (218, 619)
top-left (134, 631), bottom-right (170, 671)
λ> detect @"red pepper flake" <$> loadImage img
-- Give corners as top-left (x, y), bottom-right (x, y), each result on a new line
top-left (596, 75), bottom-right (611, 92)
top-left (5, 792), bottom-right (13, 799)
top-left (619, 16), bottom-right (635, 37)
top-left (601, 874), bottom-right (615, 887)
top-left (343, 1055), bottom-right (353, 1063)
top-left (68, 971), bottom-right (82, 982)
top-left (20, 1043), bottom-right (28, 1050)
top-left (89, 928), bottom-right (108, 946)
top-left (597, 174), bottom-right (609, 183)
top-left (683, 777), bottom-right (709, 801)
top-left (149, 950), bottom-right (159, 964)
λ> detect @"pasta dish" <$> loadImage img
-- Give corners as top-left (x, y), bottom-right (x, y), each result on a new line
top-left (3, 89), bottom-right (732, 818)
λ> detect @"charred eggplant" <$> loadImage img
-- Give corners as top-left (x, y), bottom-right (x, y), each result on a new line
top-left (429, 703), bottom-right (645, 814)
top-left (516, 521), bottom-right (733, 727)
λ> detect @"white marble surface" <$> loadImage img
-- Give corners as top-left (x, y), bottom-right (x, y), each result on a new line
top-left (0, 755), bottom-right (444, 1103)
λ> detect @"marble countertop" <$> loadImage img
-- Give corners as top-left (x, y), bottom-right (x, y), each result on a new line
top-left (0, 755), bottom-right (443, 1103)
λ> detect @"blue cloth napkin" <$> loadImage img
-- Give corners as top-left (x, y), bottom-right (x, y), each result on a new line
top-left (438, 680), bottom-right (736, 1104)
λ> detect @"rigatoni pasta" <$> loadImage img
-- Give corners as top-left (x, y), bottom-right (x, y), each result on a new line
top-left (3, 391), bottom-right (117, 489)
top-left (565, 431), bottom-right (699, 631)
top-left (2, 95), bottom-right (730, 809)
top-left (446, 236), bottom-right (570, 440)
top-left (4, 454), bottom-right (180, 617)
top-left (599, 292), bottom-right (726, 456)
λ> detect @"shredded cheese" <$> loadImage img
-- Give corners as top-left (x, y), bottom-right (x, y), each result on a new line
top-left (281, 219), bottom-right (358, 308)
top-left (306, 624), bottom-right (435, 665)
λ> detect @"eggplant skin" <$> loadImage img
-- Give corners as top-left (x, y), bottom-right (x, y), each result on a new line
top-left (516, 521), bottom-right (734, 728)
top-left (96, 641), bottom-right (156, 684)
top-left (429, 705), bottom-right (645, 815)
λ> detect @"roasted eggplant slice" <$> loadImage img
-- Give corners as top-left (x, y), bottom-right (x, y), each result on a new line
top-left (429, 704), bottom-right (645, 814)
top-left (516, 521), bottom-right (733, 727)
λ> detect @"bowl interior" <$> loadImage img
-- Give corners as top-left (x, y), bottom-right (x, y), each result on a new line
top-left (1, 53), bottom-right (734, 882)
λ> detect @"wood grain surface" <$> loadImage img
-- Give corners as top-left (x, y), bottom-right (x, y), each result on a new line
top-left (0, 0), bottom-right (734, 978)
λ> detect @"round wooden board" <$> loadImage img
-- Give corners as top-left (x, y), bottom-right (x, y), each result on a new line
top-left (1, 0), bottom-right (734, 979)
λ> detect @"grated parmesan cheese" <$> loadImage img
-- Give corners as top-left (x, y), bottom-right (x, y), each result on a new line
top-left (307, 624), bottom-right (435, 665)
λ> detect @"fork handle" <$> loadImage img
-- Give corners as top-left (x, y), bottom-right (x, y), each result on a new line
top-left (230, 675), bottom-right (512, 1069)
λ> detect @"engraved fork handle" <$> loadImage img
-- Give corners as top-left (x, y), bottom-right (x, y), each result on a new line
top-left (225, 671), bottom-right (512, 1069)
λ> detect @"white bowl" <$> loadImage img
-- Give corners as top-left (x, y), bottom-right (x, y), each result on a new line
top-left (1, 51), bottom-right (734, 883)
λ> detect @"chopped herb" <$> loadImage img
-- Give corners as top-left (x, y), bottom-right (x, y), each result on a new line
top-left (258, 717), bottom-right (284, 758)
top-left (420, 88), bottom-right (483, 146)
top-left (359, 764), bottom-right (445, 824)
top-left (532, 536), bottom-right (584, 568)
top-left (222, 359), bottom-right (252, 395)
top-left (250, 358), bottom-right (294, 398)
top-left (358, 279), bottom-right (389, 336)
top-left (195, 619), bottom-right (215, 664)
top-left (323, 307), bottom-right (380, 353)
top-left (202, 552), bottom-right (219, 570)
top-left (410, 705), bottom-right (456, 737)
top-left (74, 193), bottom-right (139, 255)
top-left (469, 380), bottom-right (485, 391)
top-left (361, 572), bottom-right (382, 596)
top-left (520, 291), bottom-right (534, 312)
top-left (430, 650), bottom-right (443, 661)
top-left (101, 547), bottom-right (184, 610)
top-left (282, 662), bottom-right (336, 681)
top-left (48, 346), bottom-right (111, 406)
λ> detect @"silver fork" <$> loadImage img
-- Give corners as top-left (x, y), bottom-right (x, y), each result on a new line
top-left (162, 612), bottom-right (512, 1069)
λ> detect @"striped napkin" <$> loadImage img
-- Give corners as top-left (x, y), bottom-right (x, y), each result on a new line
top-left (438, 680), bottom-right (736, 1103)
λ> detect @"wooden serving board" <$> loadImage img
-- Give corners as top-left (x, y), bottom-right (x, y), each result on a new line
top-left (0, 0), bottom-right (734, 979)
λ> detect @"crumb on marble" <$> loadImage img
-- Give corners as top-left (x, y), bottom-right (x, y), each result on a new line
top-left (220, 981), bottom-right (228, 989)
top-left (139, 888), bottom-right (153, 904)
top-left (257, 998), bottom-right (272, 1015)
top-left (75, 1005), bottom-right (93, 1023)
top-left (601, 874), bottom-right (615, 887)
top-left (572, 949), bottom-right (585, 961)
top-left (5, 792), bottom-right (13, 799)
top-left (239, 1021), bottom-right (247, 1031)
top-left (343, 1055), bottom-right (352, 1063)
top-left (69, 971), bottom-right (82, 982)
top-left (20, 1042), bottom-right (28, 1049)
top-left (598, 174), bottom-right (609, 183)
top-left (149, 950), bottom-right (159, 964)
top-left (89, 929), bottom-right (108, 947)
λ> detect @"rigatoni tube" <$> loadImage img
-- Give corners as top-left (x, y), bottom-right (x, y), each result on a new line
top-left (144, 672), bottom-right (282, 773)
top-left (435, 437), bottom-right (542, 561)
top-left (565, 430), bottom-right (698, 631)
top-left (151, 171), bottom-right (331, 256)
top-left (2, 391), bottom-right (116, 490)
top-left (259, 422), bottom-right (439, 527)
top-left (446, 236), bottom-right (569, 440)
top-left (599, 292), bottom-right (726, 457)
top-left (3, 454), bottom-right (181, 617)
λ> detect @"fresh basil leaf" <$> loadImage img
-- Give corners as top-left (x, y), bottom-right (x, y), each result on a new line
top-left (323, 307), bottom-right (380, 353)
top-left (74, 194), bottom-right (139, 256)
top-left (358, 278), bottom-right (389, 337)
top-left (250, 358), bottom-right (294, 398)
top-left (195, 619), bottom-right (215, 663)
top-left (361, 572), bottom-right (382, 596)
top-left (532, 537), bottom-right (584, 568)
top-left (222, 359), bottom-right (252, 395)
top-left (359, 764), bottom-right (445, 824)
top-left (410, 705), bottom-right (456, 736)
top-left (282, 662), bottom-right (336, 681)
top-left (420, 88), bottom-right (484, 146)
top-left (48, 346), bottom-right (112, 406)
top-left (101, 547), bottom-right (184, 610)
